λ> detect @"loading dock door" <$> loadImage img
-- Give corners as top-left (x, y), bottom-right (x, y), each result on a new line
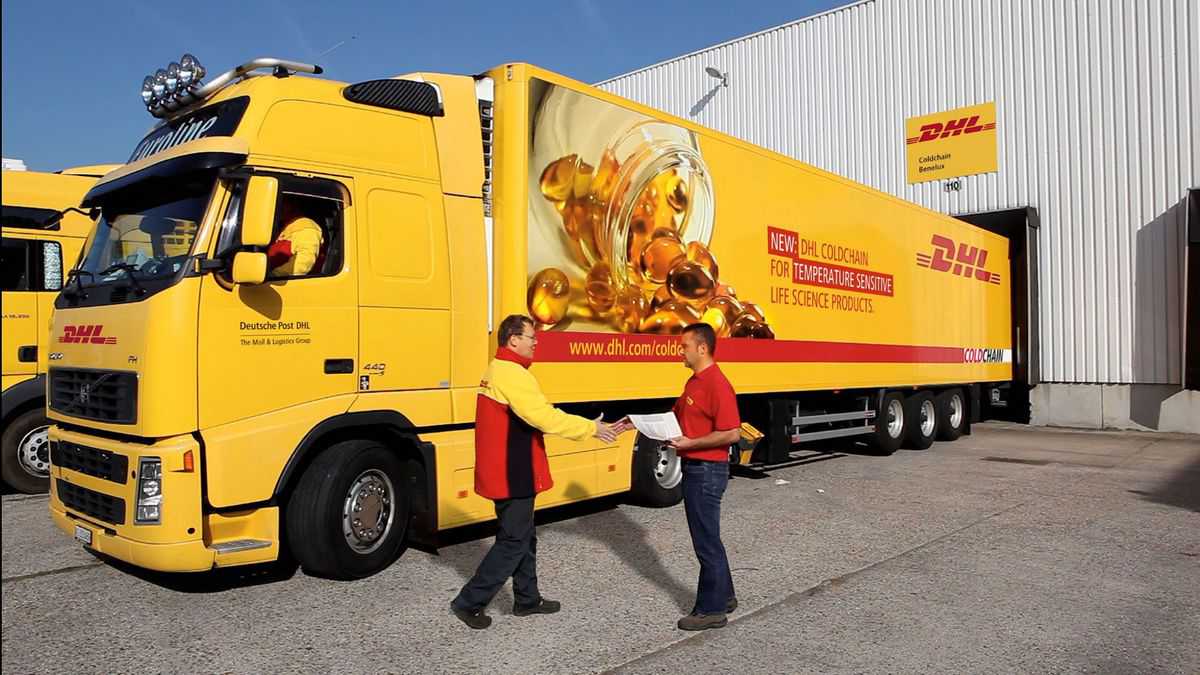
top-left (954, 207), bottom-right (1040, 423)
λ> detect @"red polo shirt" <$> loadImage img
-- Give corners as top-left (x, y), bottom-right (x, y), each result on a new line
top-left (672, 363), bottom-right (740, 462)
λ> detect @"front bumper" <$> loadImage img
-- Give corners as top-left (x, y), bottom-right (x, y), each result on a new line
top-left (47, 425), bottom-right (212, 573)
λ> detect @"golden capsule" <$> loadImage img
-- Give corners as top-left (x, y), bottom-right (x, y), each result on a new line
top-left (565, 279), bottom-right (602, 322)
top-left (652, 284), bottom-right (674, 310)
top-left (661, 299), bottom-right (701, 320)
top-left (626, 195), bottom-right (657, 266)
top-left (741, 302), bottom-right (767, 323)
top-left (539, 155), bottom-right (580, 202)
top-left (585, 262), bottom-right (615, 313)
top-left (729, 313), bottom-right (761, 338)
top-left (701, 307), bottom-right (729, 337)
top-left (707, 295), bottom-right (743, 326)
top-left (591, 149), bottom-right (620, 202)
top-left (573, 160), bottom-right (594, 200)
top-left (686, 241), bottom-right (719, 280)
top-left (750, 321), bottom-right (775, 339)
top-left (640, 300), bottom-right (700, 334)
top-left (562, 195), bottom-right (603, 265)
top-left (666, 173), bottom-right (688, 213)
top-left (640, 236), bottom-right (686, 285)
top-left (652, 201), bottom-right (677, 232)
top-left (612, 287), bottom-right (650, 333)
top-left (666, 260), bottom-right (717, 309)
top-left (527, 268), bottom-right (570, 326)
top-left (639, 311), bottom-right (687, 334)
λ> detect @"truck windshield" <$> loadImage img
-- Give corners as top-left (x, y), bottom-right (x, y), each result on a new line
top-left (71, 173), bottom-right (214, 299)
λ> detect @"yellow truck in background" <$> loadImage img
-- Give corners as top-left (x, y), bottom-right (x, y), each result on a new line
top-left (45, 56), bottom-right (1019, 578)
top-left (2, 163), bottom-right (117, 493)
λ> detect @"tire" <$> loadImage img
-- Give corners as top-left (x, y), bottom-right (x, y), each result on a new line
top-left (628, 433), bottom-right (684, 507)
top-left (285, 439), bottom-right (411, 580)
top-left (869, 392), bottom-right (906, 455)
top-left (935, 388), bottom-right (967, 441)
top-left (903, 391), bottom-right (938, 450)
top-left (1, 408), bottom-right (52, 494)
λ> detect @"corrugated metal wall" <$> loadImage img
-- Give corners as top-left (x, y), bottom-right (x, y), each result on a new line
top-left (599, 0), bottom-right (1199, 385)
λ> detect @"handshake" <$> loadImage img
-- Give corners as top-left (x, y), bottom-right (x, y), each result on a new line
top-left (592, 415), bottom-right (635, 443)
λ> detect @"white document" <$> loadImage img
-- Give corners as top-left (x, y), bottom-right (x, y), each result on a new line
top-left (627, 413), bottom-right (682, 442)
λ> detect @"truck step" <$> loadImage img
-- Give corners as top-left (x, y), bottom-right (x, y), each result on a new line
top-left (209, 539), bottom-right (272, 554)
top-left (790, 425), bottom-right (874, 443)
top-left (792, 410), bottom-right (877, 425)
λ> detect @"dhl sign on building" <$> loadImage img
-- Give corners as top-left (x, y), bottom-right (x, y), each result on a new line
top-left (905, 102), bottom-right (998, 184)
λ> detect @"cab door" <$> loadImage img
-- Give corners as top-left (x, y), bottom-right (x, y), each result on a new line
top-left (1, 236), bottom-right (43, 379)
top-left (355, 173), bottom-right (451, 394)
top-left (197, 174), bottom-right (359, 429)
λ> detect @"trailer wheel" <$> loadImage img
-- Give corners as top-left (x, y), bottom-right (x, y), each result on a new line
top-left (935, 389), bottom-right (967, 441)
top-left (1, 408), bottom-right (52, 494)
top-left (869, 392), bottom-right (906, 455)
top-left (904, 391), bottom-right (938, 450)
top-left (285, 439), bottom-right (410, 579)
top-left (628, 433), bottom-right (684, 507)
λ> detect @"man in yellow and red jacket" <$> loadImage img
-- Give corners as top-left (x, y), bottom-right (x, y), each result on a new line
top-left (451, 314), bottom-right (625, 629)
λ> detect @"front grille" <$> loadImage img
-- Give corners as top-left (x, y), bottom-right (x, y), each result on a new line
top-left (57, 480), bottom-right (125, 525)
top-left (51, 441), bottom-right (128, 484)
top-left (48, 368), bottom-right (137, 424)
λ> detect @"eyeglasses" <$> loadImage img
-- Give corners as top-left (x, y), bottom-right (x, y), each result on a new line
top-left (517, 333), bottom-right (538, 342)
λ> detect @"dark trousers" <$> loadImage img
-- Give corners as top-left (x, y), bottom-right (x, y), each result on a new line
top-left (452, 495), bottom-right (539, 611)
top-left (682, 458), bottom-right (735, 615)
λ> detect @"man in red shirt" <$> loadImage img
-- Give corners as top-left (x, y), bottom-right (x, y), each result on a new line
top-left (668, 322), bottom-right (741, 631)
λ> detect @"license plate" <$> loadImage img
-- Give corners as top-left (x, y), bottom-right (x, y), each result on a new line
top-left (74, 524), bottom-right (93, 546)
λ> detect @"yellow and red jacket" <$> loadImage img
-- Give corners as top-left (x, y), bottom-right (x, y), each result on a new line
top-left (267, 216), bottom-right (324, 277)
top-left (474, 348), bottom-right (596, 500)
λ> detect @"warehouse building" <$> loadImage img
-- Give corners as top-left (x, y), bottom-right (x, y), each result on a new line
top-left (599, 0), bottom-right (1199, 432)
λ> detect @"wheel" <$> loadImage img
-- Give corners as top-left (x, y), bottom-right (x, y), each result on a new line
top-left (1, 408), bottom-right (52, 494)
top-left (285, 439), bottom-right (411, 579)
top-left (903, 391), bottom-right (938, 450)
top-left (935, 388), bottom-right (967, 441)
top-left (627, 433), bottom-right (684, 507)
top-left (869, 392), bottom-right (906, 455)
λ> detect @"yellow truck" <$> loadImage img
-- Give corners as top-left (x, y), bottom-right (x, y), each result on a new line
top-left (46, 56), bottom-right (1016, 578)
top-left (2, 163), bottom-right (117, 493)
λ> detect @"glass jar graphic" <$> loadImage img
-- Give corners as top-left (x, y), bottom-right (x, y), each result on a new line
top-left (527, 82), bottom-right (771, 339)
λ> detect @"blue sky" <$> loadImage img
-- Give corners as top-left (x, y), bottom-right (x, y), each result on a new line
top-left (2, 0), bottom-right (844, 171)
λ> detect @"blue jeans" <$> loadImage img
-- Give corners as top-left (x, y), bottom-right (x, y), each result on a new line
top-left (682, 458), bottom-right (735, 615)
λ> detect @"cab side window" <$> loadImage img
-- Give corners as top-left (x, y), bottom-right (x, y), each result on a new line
top-left (0, 237), bottom-right (61, 291)
top-left (0, 238), bottom-right (29, 290)
top-left (265, 178), bottom-right (346, 280)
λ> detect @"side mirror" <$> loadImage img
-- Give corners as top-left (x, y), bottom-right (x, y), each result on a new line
top-left (241, 175), bottom-right (278, 247)
top-left (231, 251), bottom-right (267, 285)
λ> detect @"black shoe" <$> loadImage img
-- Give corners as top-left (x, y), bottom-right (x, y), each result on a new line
top-left (727, 597), bottom-right (738, 613)
top-left (451, 604), bottom-right (492, 629)
top-left (513, 597), bottom-right (561, 616)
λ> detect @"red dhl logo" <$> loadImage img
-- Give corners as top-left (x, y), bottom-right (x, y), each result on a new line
top-left (916, 235), bottom-right (1001, 285)
top-left (58, 324), bottom-right (117, 344)
top-left (906, 115), bottom-right (996, 145)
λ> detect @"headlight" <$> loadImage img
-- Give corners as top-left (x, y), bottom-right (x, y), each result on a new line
top-left (135, 457), bottom-right (162, 524)
top-left (179, 54), bottom-right (204, 87)
top-left (141, 76), bottom-right (156, 105)
top-left (152, 69), bottom-right (168, 99)
top-left (165, 62), bottom-right (181, 93)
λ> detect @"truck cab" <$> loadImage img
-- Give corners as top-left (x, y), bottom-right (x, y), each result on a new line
top-left (46, 56), bottom-right (509, 577)
top-left (2, 163), bottom-right (117, 493)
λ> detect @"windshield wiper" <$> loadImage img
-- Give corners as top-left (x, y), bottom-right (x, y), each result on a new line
top-left (62, 269), bottom-right (95, 299)
top-left (97, 262), bottom-right (148, 297)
